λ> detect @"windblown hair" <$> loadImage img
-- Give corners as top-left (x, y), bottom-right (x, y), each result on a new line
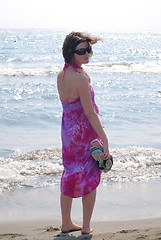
top-left (62, 31), bottom-right (102, 64)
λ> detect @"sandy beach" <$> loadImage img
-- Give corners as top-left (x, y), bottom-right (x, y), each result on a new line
top-left (0, 218), bottom-right (161, 240)
top-left (0, 182), bottom-right (161, 239)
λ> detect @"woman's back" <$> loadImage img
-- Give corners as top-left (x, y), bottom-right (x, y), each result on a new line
top-left (57, 65), bottom-right (83, 103)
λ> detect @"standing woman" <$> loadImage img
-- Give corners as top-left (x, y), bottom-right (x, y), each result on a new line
top-left (57, 32), bottom-right (111, 234)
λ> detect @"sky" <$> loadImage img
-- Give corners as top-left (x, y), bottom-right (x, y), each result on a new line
top-left (0, 0), bottom-right (161, 32)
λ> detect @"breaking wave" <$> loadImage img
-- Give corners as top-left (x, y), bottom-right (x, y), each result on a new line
top-left (0, 146), bottom-right (161, 195)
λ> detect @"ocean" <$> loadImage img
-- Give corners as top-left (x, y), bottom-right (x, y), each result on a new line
top-left (0, 29), bottom-right (161, 221)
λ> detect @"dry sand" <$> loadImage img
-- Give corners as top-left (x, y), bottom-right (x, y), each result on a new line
top-left (0, 218), bottom-right (161, 240)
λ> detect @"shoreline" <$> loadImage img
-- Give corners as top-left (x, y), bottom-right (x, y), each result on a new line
top-left (0, 217), bottom-right (161, 240)
top-left (1, 180), bottom-right (161, 223)
top-left (1, 181), bottom-right (161, 224)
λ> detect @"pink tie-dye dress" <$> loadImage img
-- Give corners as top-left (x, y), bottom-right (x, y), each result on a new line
top-left (60, 84), bottom-right (101, 198)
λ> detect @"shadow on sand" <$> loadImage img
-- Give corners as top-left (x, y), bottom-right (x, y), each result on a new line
top-left (53, 232), bottom-right (93, 240)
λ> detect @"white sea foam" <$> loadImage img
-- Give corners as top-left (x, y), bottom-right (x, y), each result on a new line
top-left (1, 61), bottom-right (161, 76)
top-left (86, 61), bottom-right (161, 74)
top-left (0, 66), bottom-right (59, 77)
top-left (0, 148), bottom-right (63, 194)
top-left (104, 146), bottom-right (161, 183)
top-left (0, 146), bottom-right (161, 195)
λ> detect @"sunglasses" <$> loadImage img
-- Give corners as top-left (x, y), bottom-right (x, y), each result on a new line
top-left (73, 46), bottom-right (92, 55)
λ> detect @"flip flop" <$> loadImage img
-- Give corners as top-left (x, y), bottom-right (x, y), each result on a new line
top-left (104, 156), bottom-right (113, 173)
top-left (90, 147), bottom-right (104, 169)
top-left (90, 147), bottom-right (113, 172)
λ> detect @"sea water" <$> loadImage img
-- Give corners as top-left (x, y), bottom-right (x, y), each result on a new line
top-left (0, 30), bottom-right (161, 220)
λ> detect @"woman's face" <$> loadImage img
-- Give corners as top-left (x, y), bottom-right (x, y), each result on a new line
top-left (73, 41), bottom-right (92, 66)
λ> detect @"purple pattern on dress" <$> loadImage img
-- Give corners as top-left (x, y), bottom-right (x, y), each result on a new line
top-left (60, 84), bottom-right (101, 198)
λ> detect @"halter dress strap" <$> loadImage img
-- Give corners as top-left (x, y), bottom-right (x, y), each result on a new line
top-left (62, 63), bottom-right (69, 81)
top-left (62, 62), bottom-right (83, 81)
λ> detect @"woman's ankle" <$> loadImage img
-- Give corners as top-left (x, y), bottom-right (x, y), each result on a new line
top-left (81, 226), bottom-right (93, 234)
top-left (61, 222), bottom-right (82, 232)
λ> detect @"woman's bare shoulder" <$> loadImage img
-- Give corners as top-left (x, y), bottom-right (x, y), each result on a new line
top-left (57, 68), bottom-right (89, 88)
top-left (75, 71), bottom-right (89, 87)
top-left (57, 70), bottom-right (63, 80)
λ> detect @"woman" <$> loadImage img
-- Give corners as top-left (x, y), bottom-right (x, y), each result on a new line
top-left (57, 32), bottom-right (111, 234)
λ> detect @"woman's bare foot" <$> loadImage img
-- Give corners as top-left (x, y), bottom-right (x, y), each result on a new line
top-left (61, 223), bottom-right (82, 233)
top-left (81, 227), bottom-right (93, 234)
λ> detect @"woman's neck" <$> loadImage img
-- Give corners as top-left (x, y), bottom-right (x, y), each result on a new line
top-left (70, 62), bottom-right (82, 70)
top-left (64, 62), bottom-right (83, 72)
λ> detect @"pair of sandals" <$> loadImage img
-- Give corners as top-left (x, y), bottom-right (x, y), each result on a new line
top-left (90, 139), bottom-right (113, 173)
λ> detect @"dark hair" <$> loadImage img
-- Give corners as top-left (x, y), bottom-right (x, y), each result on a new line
top-left (62, 31), bottom-right (102, 64)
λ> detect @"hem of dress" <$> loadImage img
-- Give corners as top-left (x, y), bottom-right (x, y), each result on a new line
top-left (60, 177), bottom-right (101, 199)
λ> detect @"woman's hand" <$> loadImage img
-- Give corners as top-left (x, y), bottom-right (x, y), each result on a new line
top-left (101, 143), bottom-right (112, 161)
